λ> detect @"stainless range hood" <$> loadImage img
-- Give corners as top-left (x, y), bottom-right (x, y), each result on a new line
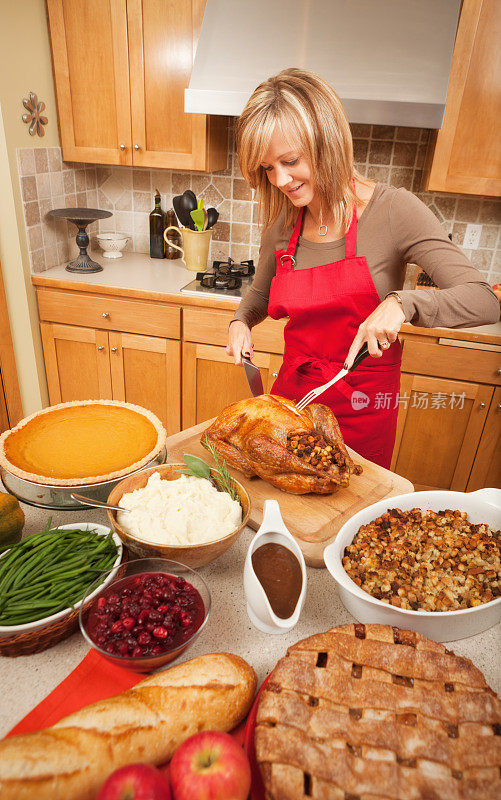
top-left (186, 0), bottom-right (461, 128)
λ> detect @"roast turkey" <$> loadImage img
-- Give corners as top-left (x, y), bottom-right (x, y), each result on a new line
top-left (202, 394), bottom-right (362, 495)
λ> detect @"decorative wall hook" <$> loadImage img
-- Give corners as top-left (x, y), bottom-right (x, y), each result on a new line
top-left (22, 92), bottom-right (48, 137)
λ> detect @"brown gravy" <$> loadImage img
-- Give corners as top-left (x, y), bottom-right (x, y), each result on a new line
top-left (252, 542), bottom-right (302, 619)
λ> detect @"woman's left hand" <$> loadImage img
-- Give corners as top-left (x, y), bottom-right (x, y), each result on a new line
top-left (344, 296), bottom-right (406, 368)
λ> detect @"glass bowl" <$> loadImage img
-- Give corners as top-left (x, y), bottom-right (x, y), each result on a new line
top-left (79, 557), bottom-right (211, 672)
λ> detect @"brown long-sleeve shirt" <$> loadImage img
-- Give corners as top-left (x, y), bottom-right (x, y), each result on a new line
top-left (232, 184), bottom-right (499, 329)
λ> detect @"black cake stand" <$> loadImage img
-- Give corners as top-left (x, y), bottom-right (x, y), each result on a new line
top-left (48, 207), bottom-right (113, 273)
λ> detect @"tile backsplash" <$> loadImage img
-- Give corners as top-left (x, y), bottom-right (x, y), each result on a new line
top-left (18, 123), bottom-right (501, 287)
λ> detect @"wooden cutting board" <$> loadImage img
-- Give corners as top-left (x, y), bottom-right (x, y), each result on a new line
top-left (166, 420), bottom-right (414, 567)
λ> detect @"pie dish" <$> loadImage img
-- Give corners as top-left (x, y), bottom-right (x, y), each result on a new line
top-left (0, 400), bottom-right (167, 486)
top-left (255, 623), bottom-right (501, 799)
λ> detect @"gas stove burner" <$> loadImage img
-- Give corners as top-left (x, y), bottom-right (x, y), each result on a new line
top-left (212, 258), bottom-right (255, 278)
top-left (197, 272), bottom-right (242, 290)
top-left (189, 258), bottom-right (254, 296)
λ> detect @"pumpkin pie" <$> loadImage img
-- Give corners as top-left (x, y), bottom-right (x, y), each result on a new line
top-left (255, 623), bottom-right (501, 799)
top-left (0, 400), bottom-right (167, 486)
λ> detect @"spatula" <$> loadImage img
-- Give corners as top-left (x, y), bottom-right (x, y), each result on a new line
top-left (190, 198), bottom-right (205, 231)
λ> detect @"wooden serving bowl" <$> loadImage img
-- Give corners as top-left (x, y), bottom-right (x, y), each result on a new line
top-left (106, 463), bottom-right (251, 568)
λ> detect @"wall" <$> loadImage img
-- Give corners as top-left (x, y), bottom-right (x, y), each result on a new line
top-left (18, 123), bottom-right (501, 289)
top-left (0, 0), bottom-right (60, 413)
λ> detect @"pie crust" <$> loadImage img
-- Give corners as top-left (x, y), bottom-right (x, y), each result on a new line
top-left (255, 623), bottom-right (501, 799)
top-left (0, 400), bottom-right (167, 486)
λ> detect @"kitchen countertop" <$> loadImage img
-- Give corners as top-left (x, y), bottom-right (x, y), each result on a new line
top-left (32, 252), bottom-right (501, 344)
top-left (0, 495), bottom-right (499, 738)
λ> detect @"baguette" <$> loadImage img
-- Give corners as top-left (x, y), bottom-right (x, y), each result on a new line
top-left (0, 652), bottom-right (256, 800)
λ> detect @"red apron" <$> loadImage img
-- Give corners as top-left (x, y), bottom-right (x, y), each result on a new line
top-left (268, 206), bottom-right (402, 468)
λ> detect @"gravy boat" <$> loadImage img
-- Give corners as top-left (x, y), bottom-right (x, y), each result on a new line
top-left (244, 499), bottom-right (307, 634)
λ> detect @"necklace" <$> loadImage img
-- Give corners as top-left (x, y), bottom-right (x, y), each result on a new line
top-left (318, 208), bottom-right (328, 236)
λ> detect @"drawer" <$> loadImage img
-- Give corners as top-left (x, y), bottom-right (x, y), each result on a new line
top-left (182, 307), bottom-right (286, 354)
top-left (402, 339), bottom-right (501, 385)
top-left (37, 289), bottom-right (180, 339)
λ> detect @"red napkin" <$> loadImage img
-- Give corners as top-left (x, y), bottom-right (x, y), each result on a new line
top-left (7, 649), bottom-right (140, 737)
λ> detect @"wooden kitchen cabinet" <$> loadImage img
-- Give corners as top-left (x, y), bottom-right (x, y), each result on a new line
top-left (108, 331), bottom-right (181, 434)
top-left (40, 322), bottom-right (181, 434)
top-left (423, 0), bottom-right (501, 195)
top-left (390, 335), bottom-right (501, 490)
top-left (181, 342), bottom-right (282, 428)
top-left (40, 322), bottom-right (113, 401)
top-left (467, 387), bottom-right (501, 491)
top-left (181, 306), bottom-right (284, 426)
top-left (390, 373), bottom-right (493, 491)
top-left (46, 0), bottom-right (228, 170)
top-left (0, 261), bottom-right (23, 431)
top-left (46, 0), bottom-right (132, 166)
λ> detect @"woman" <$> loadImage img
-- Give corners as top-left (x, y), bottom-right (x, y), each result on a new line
top-left (227, 69), bottom-right (499, 468)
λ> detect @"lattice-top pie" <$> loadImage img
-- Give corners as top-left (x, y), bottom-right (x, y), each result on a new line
top-left (0, 400), bottom-right (166, 486)
top-left (255, 624), bottom-right (501, 799)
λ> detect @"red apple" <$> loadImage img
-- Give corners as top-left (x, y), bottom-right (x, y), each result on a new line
top-left (169, 731), bottom-right (251, 800)
top-left (96, 763), bottom-right (171, 800)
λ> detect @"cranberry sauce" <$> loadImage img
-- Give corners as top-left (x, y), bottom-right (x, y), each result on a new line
top-left (86, 572), bottom-right (205, 658)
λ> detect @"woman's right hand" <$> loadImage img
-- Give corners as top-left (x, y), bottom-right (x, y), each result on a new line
top-left (226, 320), bottom-right (254, 364)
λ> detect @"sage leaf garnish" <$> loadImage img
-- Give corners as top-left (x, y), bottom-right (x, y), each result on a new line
top-left (180, 454), bottom-right (211, 480)
top-left (201, 437), bottom-right (239, 502)
top-left (179, 446), bottom-right (239, 503)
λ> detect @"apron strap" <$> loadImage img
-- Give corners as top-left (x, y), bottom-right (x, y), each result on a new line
top-left (344, 206), bottom-right (357, 259)
top-left (278, 208), bottom-right (304, 270)
top-left (286, 208), bottom-right (304, 256)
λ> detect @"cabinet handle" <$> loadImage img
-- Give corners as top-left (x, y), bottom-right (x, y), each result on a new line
top-left (479, 402), bottom-right (486, 409)
top-left (498, 368), bottom-right (501, 375)
top-left (119, 143), bottom-right (126, 151)
top-left (134, 144), bottom-right (141, 151)
top-left (97, 346), bottom-right (104, 352)
top-left (102, 312), bottom-right (110, 319)
top-left (272, 371), bottom-right (278, 377)
top-left (111, 347), bottom-right (118, 354)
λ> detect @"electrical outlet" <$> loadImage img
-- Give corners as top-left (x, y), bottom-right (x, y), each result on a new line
top-left (463, 224), bottom-right (482, 250)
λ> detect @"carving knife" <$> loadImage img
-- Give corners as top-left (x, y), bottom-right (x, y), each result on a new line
top-left (241, 356), bottom-right (264, 396)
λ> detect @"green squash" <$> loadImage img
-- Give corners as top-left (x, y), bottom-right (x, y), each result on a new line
top-left (0, 494), bottom-right (25, 550)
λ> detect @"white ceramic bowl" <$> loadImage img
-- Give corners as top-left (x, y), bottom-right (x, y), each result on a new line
top-left (96, 232), bottom-right (130, 258)
top-left (0, 523), bottom-right (122, 635)
top-left (324, 488), bottom-right (501, 641)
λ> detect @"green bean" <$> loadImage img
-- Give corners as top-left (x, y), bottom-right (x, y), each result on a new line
top-left (0, 525), bottom-right (118, 625)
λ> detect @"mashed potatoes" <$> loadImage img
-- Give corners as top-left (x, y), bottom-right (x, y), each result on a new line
top-left (117, 471), bottom-right (242, 545)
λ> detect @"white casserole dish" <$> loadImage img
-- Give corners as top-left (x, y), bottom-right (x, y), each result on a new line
top-left (324, 488), bottom-right (501, 641)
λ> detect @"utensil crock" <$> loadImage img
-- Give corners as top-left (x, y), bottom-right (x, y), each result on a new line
top-left (244, 499), bottom-right (307, 634)
top-left (164, 226), bottom-right (212, 271)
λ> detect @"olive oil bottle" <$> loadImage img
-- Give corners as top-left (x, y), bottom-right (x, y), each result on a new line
top-left (149, 190), bottom-right (165, 258)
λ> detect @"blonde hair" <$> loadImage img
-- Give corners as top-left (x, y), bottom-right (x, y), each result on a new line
top-left (237, 68), bottom-right (359, 232)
